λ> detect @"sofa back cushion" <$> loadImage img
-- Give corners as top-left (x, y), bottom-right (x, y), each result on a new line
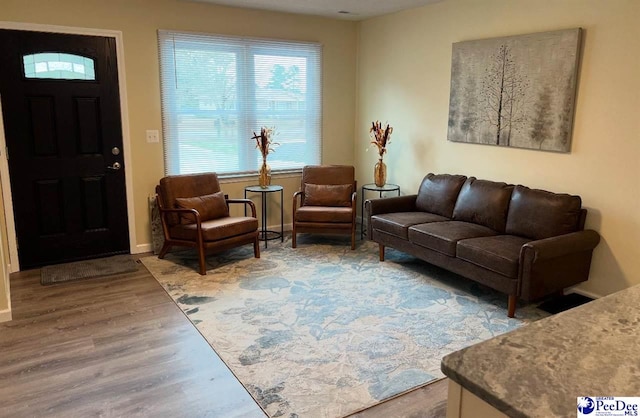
top-left (452, 177), bottom-right (514, 233)
top-left (415, 173), bottom-right (467, 218)
top-left (506, 185), bottom-right (582, 240)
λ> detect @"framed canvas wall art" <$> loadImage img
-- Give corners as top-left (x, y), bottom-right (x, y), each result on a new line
top-left (447, 28), bottom-right (582, 152)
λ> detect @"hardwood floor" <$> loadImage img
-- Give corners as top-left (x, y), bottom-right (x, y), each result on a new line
top-left (349, 380), bottom-right (448, 418)
top-left (0, 257), bottom-right (447, 417)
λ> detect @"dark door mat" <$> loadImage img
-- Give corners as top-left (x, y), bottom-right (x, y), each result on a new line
top-left (41, 254), bottom-right (139, 285)
top-left (537, 293), bottom-right (594, 314)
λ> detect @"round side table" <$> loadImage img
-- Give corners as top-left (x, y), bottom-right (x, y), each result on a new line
top-left (244, 185), bottom-right (284, 248)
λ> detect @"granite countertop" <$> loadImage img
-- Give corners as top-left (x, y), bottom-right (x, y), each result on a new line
top-left (441, 285), bottom-right (640, 418)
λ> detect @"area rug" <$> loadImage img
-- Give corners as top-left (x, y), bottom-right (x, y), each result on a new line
top-left (141, 237), bottom-right (547, 418)
top-left (41, 254), bottom-right (139, 285)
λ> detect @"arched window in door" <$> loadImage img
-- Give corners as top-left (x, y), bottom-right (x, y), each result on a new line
top-left (23, 53), bottom-right (95, 80)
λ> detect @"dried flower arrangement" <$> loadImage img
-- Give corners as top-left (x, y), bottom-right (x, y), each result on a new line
top-left (252, 127), bottom-right (279, 187)
top-left (252, 127), bottom-right (279, 160)
top-left (370, 121), bottom-right (393, 158)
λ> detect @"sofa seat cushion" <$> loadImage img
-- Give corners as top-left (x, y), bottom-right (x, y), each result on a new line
top-left (408, 221), bottom-right (498, 256)
top-left (295, 206), bottom-right (353, 223)
top-left (170, 216), bottom-right (258, 242)
top-left (371, 212), bottom-right (450, 239)
top-left (456, 235), bottom-right (532, 278)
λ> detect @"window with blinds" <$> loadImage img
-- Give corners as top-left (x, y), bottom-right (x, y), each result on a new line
top-left (158, 30), bottom-right (322, 176)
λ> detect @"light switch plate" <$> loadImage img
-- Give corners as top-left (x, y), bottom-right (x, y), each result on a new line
top-left (146, 129), bottom-right (160, 143)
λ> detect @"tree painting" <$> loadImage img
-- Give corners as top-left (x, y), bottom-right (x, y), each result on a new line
top-left (480, 44), bottom-right (528, 146)
top-left (447, 28), bottom-right (582, 153)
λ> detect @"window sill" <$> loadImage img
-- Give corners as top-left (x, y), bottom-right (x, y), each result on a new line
top-left (218, 169), bottom-right (302, 184)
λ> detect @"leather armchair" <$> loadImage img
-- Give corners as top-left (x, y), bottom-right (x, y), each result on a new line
top-left (156, 172), bottom-right (260, 275)
top-left (292, 165), bottom-right (357, 249)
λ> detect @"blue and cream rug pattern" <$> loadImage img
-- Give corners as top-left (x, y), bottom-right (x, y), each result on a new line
top-left (141, 236), bottom-right (547, 418)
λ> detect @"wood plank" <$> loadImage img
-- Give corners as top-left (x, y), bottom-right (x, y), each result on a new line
top-left (348, 378), bottom-right (448, 418)
top-left (0, 264), bottom-right (266, 418)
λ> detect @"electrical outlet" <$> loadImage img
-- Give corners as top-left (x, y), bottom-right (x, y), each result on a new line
top-left (146, 129), bottom-right (160, 143)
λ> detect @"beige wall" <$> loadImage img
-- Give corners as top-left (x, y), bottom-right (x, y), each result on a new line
top-left (356, 0), bottom-right (640, 297)
top-left (0, 0), bottom-right (357, 245)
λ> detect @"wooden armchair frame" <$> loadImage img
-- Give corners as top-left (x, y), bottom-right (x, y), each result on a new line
top-left (155, 175), bottom-right (260, 275)
top-left (291, 165), bottom-right (357, 250)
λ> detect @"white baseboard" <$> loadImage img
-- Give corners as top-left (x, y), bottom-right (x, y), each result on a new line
top-left (567, 287), bottom-right (602, 299)
top-left (0, 308), bottom-right (12, 323)
top-left (134, 244), bottom-right (153, 254)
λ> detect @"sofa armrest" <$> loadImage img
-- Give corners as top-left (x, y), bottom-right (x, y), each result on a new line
top-left (522, 230), bottom-right (601, 261)
top-left (519, 229), bottom-right (601, 301)
top-left (364, 194), bottom-right (417, 240)
top-left (365, 194), bottom-right (418, 216)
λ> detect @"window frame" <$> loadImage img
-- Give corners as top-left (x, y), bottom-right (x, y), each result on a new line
top-left (158, 30), bottom-right (322, 178)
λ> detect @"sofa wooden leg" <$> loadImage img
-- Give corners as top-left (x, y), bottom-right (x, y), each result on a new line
top-left (508, 294), bottom-right (517, 318)
top-left (379, 244), bottom-right (385, 261)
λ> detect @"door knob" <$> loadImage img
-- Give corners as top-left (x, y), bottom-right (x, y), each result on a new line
top-left (107, 162), bottom-right (121, 170)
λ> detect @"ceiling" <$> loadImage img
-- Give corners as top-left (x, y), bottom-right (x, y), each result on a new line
top-left (184, 0), bottom-right (443, 20)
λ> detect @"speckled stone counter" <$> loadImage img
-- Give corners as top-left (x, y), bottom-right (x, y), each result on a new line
top-left (441, 285), bottom-right (640, 418)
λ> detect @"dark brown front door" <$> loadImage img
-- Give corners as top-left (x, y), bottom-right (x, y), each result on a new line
top-left (0, 29), bottom-right (129, 269)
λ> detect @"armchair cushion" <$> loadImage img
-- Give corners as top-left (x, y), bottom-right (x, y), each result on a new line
top-left (295, 206), bottom-right (353, 223)
top-left (175, 191), bottom-right (229, 224)
top-left (170, 216), bottom-right (258, 242)
top-left (304, 184), bottom-right (353, 207)
top-left (159, 172), bottom-right (222, 226)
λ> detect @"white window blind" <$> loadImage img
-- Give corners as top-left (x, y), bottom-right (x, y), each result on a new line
top-left (158, 30), bottom-right (322, 176)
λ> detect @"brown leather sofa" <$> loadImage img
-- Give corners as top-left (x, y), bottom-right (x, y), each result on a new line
top-left (366, 173), bottom-right (601, 317)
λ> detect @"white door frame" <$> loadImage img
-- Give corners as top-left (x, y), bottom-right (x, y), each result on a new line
top-left (0, 21), bottom-right (137, 273)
